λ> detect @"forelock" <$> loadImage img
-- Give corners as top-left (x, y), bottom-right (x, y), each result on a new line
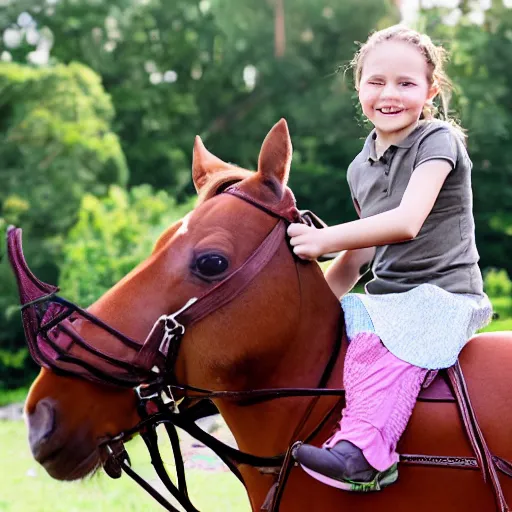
top-left (196, 168), bottom-right (255, 205)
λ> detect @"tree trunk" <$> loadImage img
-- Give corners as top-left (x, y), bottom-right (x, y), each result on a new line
top-left (274, 0), bottom-right (285, 58)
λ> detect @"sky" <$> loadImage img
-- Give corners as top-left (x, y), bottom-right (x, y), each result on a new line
top-left (400, 0), bottom-right (504, 26)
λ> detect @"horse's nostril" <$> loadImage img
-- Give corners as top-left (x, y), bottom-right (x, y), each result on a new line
top-left (27, 398), bottom-right (57, 458)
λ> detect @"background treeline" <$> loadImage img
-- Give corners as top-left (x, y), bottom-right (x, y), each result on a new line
top-left (0, 0), bottom-right (511, 388)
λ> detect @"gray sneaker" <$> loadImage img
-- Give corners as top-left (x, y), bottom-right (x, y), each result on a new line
top-left (292, 440), bottom-right (398, 492)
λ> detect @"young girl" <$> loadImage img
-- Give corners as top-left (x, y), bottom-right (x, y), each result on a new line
top-left (288, 25), bottom-right (493, 492)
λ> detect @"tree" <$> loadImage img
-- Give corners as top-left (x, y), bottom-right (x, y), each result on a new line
top-left (419, 2), bottom-right (512, 274)
top-left (0, 62), bottom-right (127, 264)
top-left (1, 0), bottom-right (399, 214)
top-left (0, 61), bottom-right (127, 387)
top-left (59, 185), bottom-right (194, 306)
top-left (0, 0), bottom-right (219, 195)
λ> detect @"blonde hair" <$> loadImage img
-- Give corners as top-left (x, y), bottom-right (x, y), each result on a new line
top-left (350, 25), bottom-right (462, 131)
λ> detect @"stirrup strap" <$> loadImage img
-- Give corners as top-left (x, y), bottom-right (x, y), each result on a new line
top-left (260, 442), bottom-right (299, 512)
top-left (448, 363), bottom-right (511, 512)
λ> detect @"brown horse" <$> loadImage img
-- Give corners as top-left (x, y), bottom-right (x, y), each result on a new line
top-left (13, 119), bottom-right (512, 511)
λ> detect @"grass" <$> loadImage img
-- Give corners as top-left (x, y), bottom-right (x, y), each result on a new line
top-left (0, 420), bottom-right (250, 512)
top-left (480, 317), bottom-right (512, 332)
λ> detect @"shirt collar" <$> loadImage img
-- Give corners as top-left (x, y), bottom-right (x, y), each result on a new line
top-left (365, 122), bottom-right (428, 163)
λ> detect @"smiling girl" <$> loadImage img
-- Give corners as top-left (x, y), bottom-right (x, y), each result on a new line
top-left (288, 25), bottom-right (493, 492)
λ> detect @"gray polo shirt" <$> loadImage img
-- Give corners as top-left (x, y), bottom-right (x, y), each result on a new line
top-left (347, 120), bottom-right (483, 295)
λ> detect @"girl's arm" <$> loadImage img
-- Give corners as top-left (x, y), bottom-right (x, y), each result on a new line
top-left (325, 247), bottom-right (376, 299)
top-left (288, 159), bottom-right (452, 259)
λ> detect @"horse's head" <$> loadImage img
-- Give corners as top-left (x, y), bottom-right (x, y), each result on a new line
top-left (13, 119), bottom-right (320, 481)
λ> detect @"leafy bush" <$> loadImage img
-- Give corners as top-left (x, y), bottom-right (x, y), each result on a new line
top-left (0, 61), bottom-right (127, 259)
top-left (490, 296), bottom-right (512, 320)
top-left (484, 268), bottom-right (512, 298)
top-left (59, 185), bottom-right (194, 306)
top-left (0, 61), bottom-right (127, 388)
top-left (484, 269), bottom-right (512, 322)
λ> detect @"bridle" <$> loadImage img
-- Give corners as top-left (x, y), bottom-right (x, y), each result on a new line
top-left (8, 182), bottom-right (346, 511)
top-left (8, 184), bottom-right (308, 387)
top-left (9, 182), bottom-right (512, 512)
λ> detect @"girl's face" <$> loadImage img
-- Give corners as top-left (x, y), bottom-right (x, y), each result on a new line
top-left (358, 40), bottom-right (438, 140)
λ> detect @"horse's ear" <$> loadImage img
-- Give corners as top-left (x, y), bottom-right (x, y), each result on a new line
top-left (257, 118), bottom-right (292, 196)
top-left (192, 136), bottom-right (230, 193)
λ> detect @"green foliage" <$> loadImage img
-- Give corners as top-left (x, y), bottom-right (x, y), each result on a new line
top-left (0, 0), bottom-right (398, 214)
top-left (420, 4), bottom-right (512, 276)
top-left (0, 0), bottom-right (217, 195)
top-left (0, 61), bottom-right (126, 387)
top-left (0, 62), bottom-right (127, 255)
top-left (289, 161), bottom-right (357, 225)
top-left (59, 185), bottom-right (194, 306)
top-left (484, 268), bottom-right (512, 298)
top-left (490, 297), bottom-right (512, 321)
top-left (0, 386), bottom-right (29, 407)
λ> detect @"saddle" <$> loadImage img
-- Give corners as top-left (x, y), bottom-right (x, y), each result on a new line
top-left (415, 363), bottom-right (511, 511)
top-left (260, 362), bottom-right (512, 512)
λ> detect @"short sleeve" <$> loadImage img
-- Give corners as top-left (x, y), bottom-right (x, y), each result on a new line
top-left (346, 166), bottom-right (361, 216)
top-left (414, 126), bottom-right (459, 170)
top-left (346, 163), bottom-right (357, 201)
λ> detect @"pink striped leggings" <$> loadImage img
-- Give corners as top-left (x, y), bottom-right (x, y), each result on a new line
top-left (324, 332), bottom-right (427, 471)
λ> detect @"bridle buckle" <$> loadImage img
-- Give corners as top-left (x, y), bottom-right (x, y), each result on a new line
top-left (104, 439), bottom-right (131, 479)
top-left (136, 382), bottom-right (179, 414)
top-left (158, 297), bottom-right (198, 355)
top-left (159, 318), bottom-right (185, 355)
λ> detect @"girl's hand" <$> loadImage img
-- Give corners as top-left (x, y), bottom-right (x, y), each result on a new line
top-left (287, 223), bottom-right (327, 260)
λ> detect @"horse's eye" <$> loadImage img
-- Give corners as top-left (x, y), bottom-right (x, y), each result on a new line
top-left (194, 254), bottom-right (229, 277)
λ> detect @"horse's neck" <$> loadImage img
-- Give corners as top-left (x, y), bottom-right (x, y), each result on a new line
top-left (217, 262), bottom-right (343, 456)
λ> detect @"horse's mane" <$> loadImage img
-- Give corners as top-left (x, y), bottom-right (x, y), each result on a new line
top-left (196, 168), bottom-right (255, 205)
